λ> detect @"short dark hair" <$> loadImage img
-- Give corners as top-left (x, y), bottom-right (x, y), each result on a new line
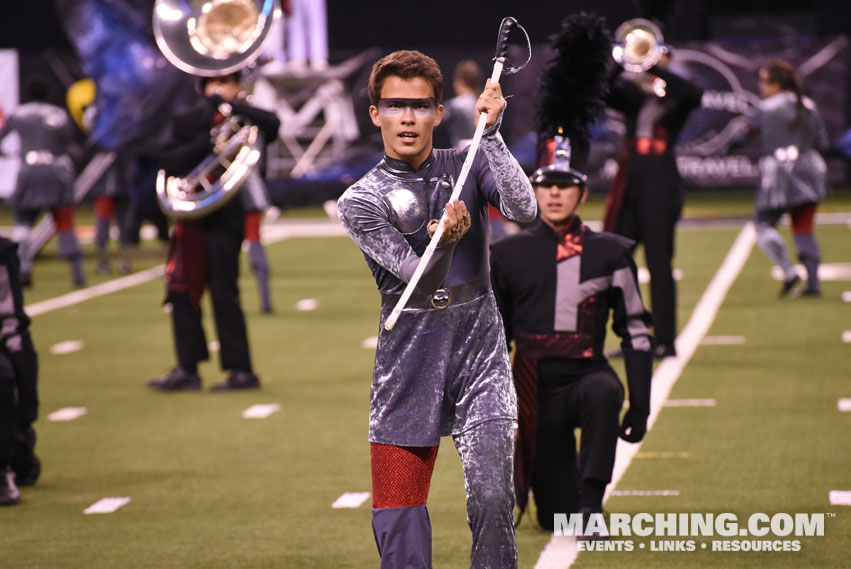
top-left (453, 60), bottom-right (483, 93)
top-left (199, 71), bottom-right (241, 91)
top-left (368, 50), bottom-right (443, 106)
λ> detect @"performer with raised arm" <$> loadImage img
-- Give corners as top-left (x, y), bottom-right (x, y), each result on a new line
top-left (747, 59), bottom-right (829, 297)
top-left (603, 24), bottom-right (704, 359)
top-left (490, 12), bottom-right (653, 536)
top-left (337, 45), bottom-right (535, 568)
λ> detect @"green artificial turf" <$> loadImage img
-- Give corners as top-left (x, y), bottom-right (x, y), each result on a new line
top-left (0, 193), bottom-right (849, 568)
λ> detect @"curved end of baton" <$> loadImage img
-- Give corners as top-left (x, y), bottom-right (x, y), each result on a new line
top-left (494, 17), bottom-right (517, 61)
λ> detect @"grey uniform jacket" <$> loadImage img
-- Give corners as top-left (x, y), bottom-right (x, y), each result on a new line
top-left (747, 92), bottom-right (829, 211)
top-left (0, 102), bottom-right (75, 210)
top-left (336, 120), bottom-right (536, 445)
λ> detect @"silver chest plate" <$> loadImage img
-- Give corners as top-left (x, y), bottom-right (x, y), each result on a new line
top-left (383, 187), bottom-right (427, 235)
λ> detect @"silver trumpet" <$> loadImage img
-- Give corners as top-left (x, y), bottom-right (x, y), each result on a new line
top-left (153, 0), bottom-right (278, 219)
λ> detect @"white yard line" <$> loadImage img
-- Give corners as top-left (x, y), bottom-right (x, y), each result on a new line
top-left (47, 407), bottom-right (88, 422)
top-left (83, 496), bottom-right (131, 514)
top-left (701, 335), bottom-right (745, 345)
top-left (829, 491), bottom-right (851, 506)
top-left (534, 222), bottom-right (756, 569)
top-left (26, 265), bottom-right (166, 317)
top-left (242, 403), bottom-right (281, 419)
top-left (50, 339), bottom-right (85, 355)
top-left (24, 219), bottom-right (344, 318)
top-left (664, 398), bottom-right (717, 407)
top-left (331, 491), bottom-right (371, 509)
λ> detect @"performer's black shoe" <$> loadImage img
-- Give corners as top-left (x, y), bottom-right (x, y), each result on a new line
top-left (96, 259), bottom-right (111, 275)
top-left (211, 370), bottom-right (261, 391)
top-left (798, 287), bottom-right (822, 298)
top-left (10, 427), bottom-right (40, 487)
top-left (20, 273), bottom-right (32, 288)
top-left (653, 343), bottom-right (677, 359)
top-left (146, 367), bottom-right (202, 391)
top-left (0, 470), bottom-right (21, 506)
top-left (779, 275), bottom-right (801, 297)
top-left (577, 508), bottom-right (609, 541)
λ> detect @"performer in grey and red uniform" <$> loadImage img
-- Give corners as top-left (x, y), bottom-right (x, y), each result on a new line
top-left (0, 76), bottom-right (85, 288)
top-left (146, 72), bottom-right (279, 392)
top-left (745, 59), bottom-right (829, 297)
top-left (490, 12), bottom-right (652, 534)
top-left (602, 45), bottom-right (703, 358)
top-left (337, 50), bottom-right (536, 569)
top-left (491, 136), bottom-right (652, 533)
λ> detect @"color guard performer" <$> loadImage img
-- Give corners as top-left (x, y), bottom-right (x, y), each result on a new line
top-left (337, 50), bottom-right (535, 568)
top-left (0, 77), bottom-right (86, 288)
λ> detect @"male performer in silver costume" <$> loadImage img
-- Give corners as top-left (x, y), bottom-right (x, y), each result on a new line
top-left (337, 50), bottom-right (536, 569)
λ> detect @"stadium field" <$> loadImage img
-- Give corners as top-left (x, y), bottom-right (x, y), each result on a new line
top-left (0, 191), bottom-right (849, 569)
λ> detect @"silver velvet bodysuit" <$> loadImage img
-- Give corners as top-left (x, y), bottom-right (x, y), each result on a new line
top-left (748, 91), bottom-right (829, 211)
top-left (338, 119), bottom-right (536, 446)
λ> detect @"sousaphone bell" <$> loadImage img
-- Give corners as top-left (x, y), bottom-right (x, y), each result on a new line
top-left (152, 0), bottom-right (279, 219)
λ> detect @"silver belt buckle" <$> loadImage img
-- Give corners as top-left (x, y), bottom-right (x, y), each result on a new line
top-left (430, 288), bottom-right (451, 310)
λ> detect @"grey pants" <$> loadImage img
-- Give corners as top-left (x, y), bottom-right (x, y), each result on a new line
top-left (754, 204), bottom-right (821, 291)
top-left (372, 419), bottom-right (517, 569)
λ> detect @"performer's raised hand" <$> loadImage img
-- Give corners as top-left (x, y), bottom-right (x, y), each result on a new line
top-left (476, 79), bottom-right (505, 130)
top-left (428, 200), bottom-right (471, 245)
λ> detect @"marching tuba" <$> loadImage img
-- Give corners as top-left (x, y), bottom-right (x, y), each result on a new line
top-left (152, 0), bottom-right (279, 219)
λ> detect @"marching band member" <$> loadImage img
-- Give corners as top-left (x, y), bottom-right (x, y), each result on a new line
top-left (146, 72), bottom-right (279, 392)
top-left (337, 50), bottom-right (535, 569)
top-left (602, 41), bottom-right (703, 359)
top-left (0, 236), bottom-right (41, 505)
top-left (0, 77), bottom-right (85, 288)
top-left (491, 137), bottom-right (653, 534)
top-left (490, 12), bottom-right (653, 536)
top-left (747, 59), bottom-right (829, 297)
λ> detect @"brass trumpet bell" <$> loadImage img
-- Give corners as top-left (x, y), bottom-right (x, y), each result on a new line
top-left (153, 0), bottom-right (278, 76)
top-left (612, 18), bottom-right (665, 73)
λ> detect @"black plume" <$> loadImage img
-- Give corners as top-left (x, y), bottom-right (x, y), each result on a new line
top-left (534, 12), bottom-right (612, 144)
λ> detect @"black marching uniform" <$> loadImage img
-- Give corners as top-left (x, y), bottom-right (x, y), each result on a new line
top-left (603, 64), bottom-right (703, 354)
top-left (149, 95), bottom-right (280, 390)
top-left (490, 215), bottom-right (652, 529)
top-left (0, 237), bottom-right (41, 504)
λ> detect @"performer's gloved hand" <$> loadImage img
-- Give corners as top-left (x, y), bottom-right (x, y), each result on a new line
top-left (206, 94), bottom-right (227, 108)
top-left (428, 200), bottom-right (471, 245)
top-left (619, 408), bottom-right (648, 443)
top-left (476, 79), bottom-right (506, 130)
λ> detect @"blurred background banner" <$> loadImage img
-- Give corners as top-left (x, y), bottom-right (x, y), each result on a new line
top-left (580, 35), bottom-right (850, 193)
top-left (53, 0), bottom-right (194, 154)
top-left (0, 49), bottom-right (20, 198)
top-left (2, 1), bottom-right (849, 204)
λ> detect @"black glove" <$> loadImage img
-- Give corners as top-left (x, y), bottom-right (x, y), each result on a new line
top-left (619, 408), bottom-right (648, 443)
top-left (206, 94), bottom-right (227, 108)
